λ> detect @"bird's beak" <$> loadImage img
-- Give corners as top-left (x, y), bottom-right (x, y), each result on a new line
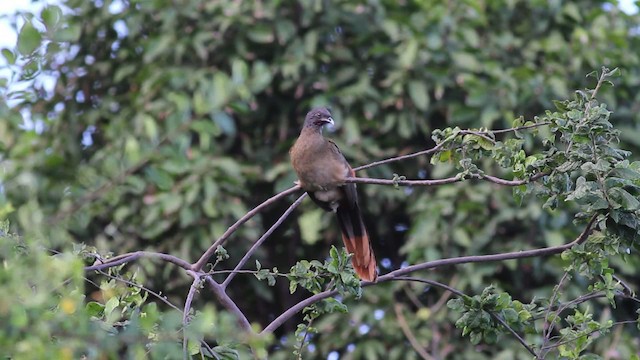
top-left (325, 117), bottom-right (334, 126)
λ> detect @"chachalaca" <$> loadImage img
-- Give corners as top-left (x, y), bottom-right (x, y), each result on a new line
top-left (290, 108), bottom-right (377, 281)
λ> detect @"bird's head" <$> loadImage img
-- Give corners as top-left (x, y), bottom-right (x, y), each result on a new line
top-left (304, 107), bottom-right (334, 129)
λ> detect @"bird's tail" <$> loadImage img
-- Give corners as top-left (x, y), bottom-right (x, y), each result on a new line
top-left (336, 202), bottom-right (377, 282)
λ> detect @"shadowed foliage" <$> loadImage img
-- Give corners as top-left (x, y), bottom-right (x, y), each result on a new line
top-left (1, 0), bottom-right (640, 359)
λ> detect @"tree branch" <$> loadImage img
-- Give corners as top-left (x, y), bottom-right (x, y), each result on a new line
top-left (183, 272), bottom-right (201, 358)
top-left (262, 214), bottom-right (599, 335)
top-left (394, 276), bottom-right (537, 357)
top-left (95, 269), bottom-right (182, 313)
top-left (222, 194), bottom-right (306, 288)
top-left (383, 213), bottom-right (598, 278)
top-left (352, 123), bottom-right (550, 172)
top-left (393, 302), bottom-right (436, 360)
top-left (85, 251), bottom-right (194, 272)
top-left (85, 252), bottom-right (254, 334)
top-left (203, 276), bottom-right (252, 332)
top-left (344, 172), bottom-right (547, 187)
top-left (193, 185), bottom-right (302, 271)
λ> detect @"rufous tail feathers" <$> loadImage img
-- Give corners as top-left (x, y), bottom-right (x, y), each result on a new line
top-left (336, 204), bottom-right (377, 282)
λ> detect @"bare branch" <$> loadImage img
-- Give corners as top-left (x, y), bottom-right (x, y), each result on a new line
top-left (85, 251), bottom-right (194, 272)
top-left (262, 290), bottom-right (338, 334)
top-left (353, 122), bottom-right (550, 172)
top-left (183, 273), bottom-right (201, 358)
top-left (354, 144), bottom-right (446, 172)
top-left (193, 185), bottom-right (302, 271)
top-left (383, 214), bottom-right (598, 278)
top-left (222, 194), bottom-right (307, 288)
top-left (95, 269), bottom-right (183, 312)
top-left (344, 172), bottom-right (547, 187)
top-left (393, 303), bottom-right (436, 360)
top-left (203, 276), bottom-right (252, 332)
top-left (345, 176), bottom-right (462, 187)
top-left (262, 215), bottom-right (600, 335)
top-left (394, 276), bottom-right (536, 356)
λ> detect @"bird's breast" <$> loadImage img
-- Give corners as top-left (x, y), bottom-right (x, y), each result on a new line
top-left (290, 139), bottom-right (348, 191)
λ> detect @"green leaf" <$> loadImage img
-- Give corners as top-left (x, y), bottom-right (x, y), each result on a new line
top-left (398, 38), bottom-right (418, 68)
top-left (52, 23), bottom-right (81, 42)
top-left (17, 21), bottom-right (42, 55)
top-left (41, 5), bottom-right (63, 30)
top-left (298, 209), bottom-right (322, 244)
top-left (408, 81), bottom-right (430, 111)
top-left (452, 52), bottom-right (481, 71)
top-left (447, 298), bottom-right (464, 311)
top-left (608, 187), bottom-right (640, 210)
top-left (104, 297), bottom-right (119, 317)
top-left (2, 48), bottom-right (16, 65)
top-left (85, 301), bottom-right (105, 317)
top-left (247, 26), bottom-right (274, 43)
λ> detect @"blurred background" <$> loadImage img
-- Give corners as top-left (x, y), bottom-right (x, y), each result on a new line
top-left (1, 0), bottom-right (640, 359)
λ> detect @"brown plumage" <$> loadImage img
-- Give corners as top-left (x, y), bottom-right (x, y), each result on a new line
top-left (290, 108), bottom-right (377, 282)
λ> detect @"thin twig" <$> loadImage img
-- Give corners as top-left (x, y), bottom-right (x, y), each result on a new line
top-left (354, 144), bottom-right (446, 171)
top-left (183, 273), bottom-right (201, 360)
top-left (489, 311), bottom-right (536, 357)
top-left (95, 269), bottom-right (182, 312)
top-left (296, 317), bottom-right (315, 360)
top-left (352, 123), bottom-right (550, 172)
top-left (391, 277), bottom-right (537, 357)
top-left (612, 274), bottom-right (635, 296)
top-left (222, 194), bottom-right (306, 289)
top-left (541, 271), bottom-right (571, 354)
top-left (539, 320), bottom-right (638, 352)
top-left (344, 172), bottom-right (547, 187)
top-left (85, 251), bottom-right (194, 272)
top-left (394, 276), bottom-right (465, 297)
top-left (429, 275), bottom-right (459, 315)
top-left (393, 303), bottom-right (435, 360)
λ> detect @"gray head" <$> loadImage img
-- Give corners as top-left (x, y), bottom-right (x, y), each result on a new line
top-left (303, 107), bottom-right (334, 129)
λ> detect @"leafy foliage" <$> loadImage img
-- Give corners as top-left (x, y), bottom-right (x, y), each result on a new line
top-left (2, 0), bottom-right (640, 359)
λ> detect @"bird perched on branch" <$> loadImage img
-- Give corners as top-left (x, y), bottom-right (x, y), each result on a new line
top-left (290, 108), bottom-right (377, 282)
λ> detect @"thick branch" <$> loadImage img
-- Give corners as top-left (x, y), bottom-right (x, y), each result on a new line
top-left (262, 290), bottom-right (338, 334)
top-left (384, 214), bottom-right (597, 278)
top-left (262, 214), bottom-right (599, 334)
top-left (204, 276), bottom-right (252, 332)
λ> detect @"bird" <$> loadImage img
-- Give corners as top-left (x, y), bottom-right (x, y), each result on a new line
top-left (290, 107), bottom-right (377, 282)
